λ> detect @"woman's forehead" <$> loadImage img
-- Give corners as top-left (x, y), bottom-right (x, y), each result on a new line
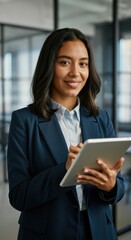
top-left (57, 40), bottom-right (89, 58)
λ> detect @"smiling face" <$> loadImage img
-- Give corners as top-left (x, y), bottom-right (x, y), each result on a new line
top-left (50, 40), bottom-right (89, 110)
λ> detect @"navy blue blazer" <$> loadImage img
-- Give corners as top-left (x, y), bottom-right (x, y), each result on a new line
top-left (7, 106), bottom-right (125, 240)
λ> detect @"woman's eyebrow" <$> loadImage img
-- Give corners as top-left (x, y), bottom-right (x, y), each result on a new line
top-left (57, 55), bottom-right (71, 59)
top-left (57, 55), bottom-right (89, 60)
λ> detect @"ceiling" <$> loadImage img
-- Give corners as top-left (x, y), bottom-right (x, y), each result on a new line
top-left (59, 0), bottom-right (131, 35)
top-left (0, 0), bottom-right (131, 38)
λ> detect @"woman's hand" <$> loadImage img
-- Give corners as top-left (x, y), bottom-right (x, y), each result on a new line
top-left (66, 143), bottom-right (84, 171)
top-left (76, 157), bottom-right (125, 192)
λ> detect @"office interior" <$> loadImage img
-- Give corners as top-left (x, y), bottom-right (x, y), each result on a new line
top-left (0, 0), bottom-right (131, 239)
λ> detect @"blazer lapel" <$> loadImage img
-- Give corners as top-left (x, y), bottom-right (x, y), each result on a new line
top-left (80, 106), bottom-right (99, 142)
top-left (38, 114), bottom-right (68, 165)
top-left (38, 107), bottom-right (100, 165)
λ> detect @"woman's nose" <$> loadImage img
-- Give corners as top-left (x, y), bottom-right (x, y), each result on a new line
top-left (69, 63), bottom-right (80, 77)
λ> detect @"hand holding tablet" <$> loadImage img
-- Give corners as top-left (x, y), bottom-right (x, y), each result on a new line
top-left (60, 137), bottom-right (131, 187)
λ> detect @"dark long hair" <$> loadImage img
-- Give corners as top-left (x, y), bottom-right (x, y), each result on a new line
top-left (30, 28), bottom-right (101, 119)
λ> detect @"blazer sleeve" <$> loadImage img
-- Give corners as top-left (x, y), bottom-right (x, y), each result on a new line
top-left (7, 110), bottom-right (72, 212)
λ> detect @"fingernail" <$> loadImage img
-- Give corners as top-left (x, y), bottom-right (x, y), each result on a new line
top-left (97, 160), bottom-right (102, 164)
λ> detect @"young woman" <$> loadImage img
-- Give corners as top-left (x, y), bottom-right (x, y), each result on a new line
top-left (7, 28), bottom-right (125, 240)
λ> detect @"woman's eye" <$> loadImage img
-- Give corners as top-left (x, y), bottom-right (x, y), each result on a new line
top-left (80, 62), bottom-right (88, 67)
top-left (60, 60), bottom-right (70, 65)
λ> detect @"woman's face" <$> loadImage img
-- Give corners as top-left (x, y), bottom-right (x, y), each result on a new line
top-left (51, 40), bottom-right (89, 106)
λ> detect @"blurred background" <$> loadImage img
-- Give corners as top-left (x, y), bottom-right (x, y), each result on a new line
top-left (0, 0), bottom-right (131, 239)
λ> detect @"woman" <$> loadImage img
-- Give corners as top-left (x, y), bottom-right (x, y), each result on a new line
top-left (7, 28), bottom-right (125, 240)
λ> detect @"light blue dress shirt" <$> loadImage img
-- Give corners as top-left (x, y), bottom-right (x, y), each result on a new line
top-left (51, 99), bottom-right (86, 211)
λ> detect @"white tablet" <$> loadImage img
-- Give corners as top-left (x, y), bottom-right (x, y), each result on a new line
top-left (60, 137), bottom-right (131, 187)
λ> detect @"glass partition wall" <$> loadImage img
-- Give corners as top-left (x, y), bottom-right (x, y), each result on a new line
top-left (117, 11), bottom-right (131, 236)
top-left (0, 24), bottom-right (50, 181)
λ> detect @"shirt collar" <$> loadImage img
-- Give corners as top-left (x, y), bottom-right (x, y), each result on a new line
top-left (51, 98), bottom-right (80, 121)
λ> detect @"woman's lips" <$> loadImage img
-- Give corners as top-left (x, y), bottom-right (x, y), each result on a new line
top-left (65, 81), bottom-right (81, 88)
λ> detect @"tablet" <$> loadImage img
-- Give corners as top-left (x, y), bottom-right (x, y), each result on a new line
top-left (60, 137), bottom-right (131, 187)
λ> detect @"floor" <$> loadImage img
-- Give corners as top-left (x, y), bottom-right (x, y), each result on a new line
top-left (0, 154), bottom-right (131, 240)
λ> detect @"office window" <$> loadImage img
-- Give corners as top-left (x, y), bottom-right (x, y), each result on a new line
top-left (2, 26), bottom-right (49, 121)
top-left (118, 38), bottom-right (131, 124)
